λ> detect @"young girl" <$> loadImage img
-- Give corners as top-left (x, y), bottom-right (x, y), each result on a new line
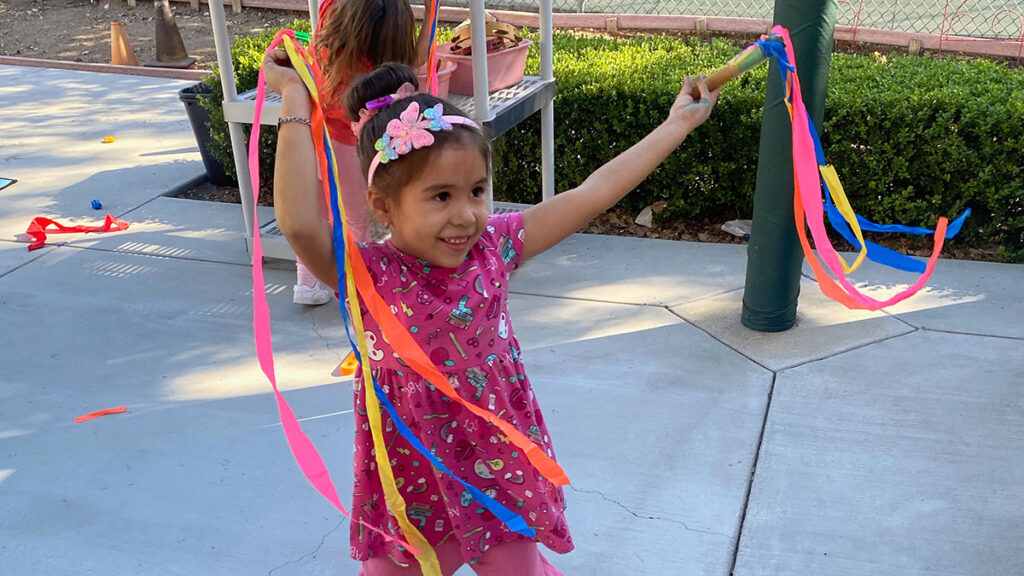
top-left (291, 0), bottom-right (433, 305)
top-left (263, 59), bottom-right (718, 574)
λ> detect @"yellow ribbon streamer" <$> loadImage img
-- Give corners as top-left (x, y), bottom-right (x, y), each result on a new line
top-left (818, 164), bottom-right (867, 273)
top-left (780, 79), bottom-right (868, 275)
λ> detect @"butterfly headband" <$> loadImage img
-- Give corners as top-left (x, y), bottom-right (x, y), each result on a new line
top-left (366, 100), bottom-right (479, 186)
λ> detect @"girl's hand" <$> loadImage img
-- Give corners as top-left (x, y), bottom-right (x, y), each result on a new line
top-left (262, 46), bottom-right (305, 96)
top-left (668, 74), bottom-right (720, 133)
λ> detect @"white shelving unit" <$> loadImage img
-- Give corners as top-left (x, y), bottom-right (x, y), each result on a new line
top-left (208, 0), bottom-right (556, 260)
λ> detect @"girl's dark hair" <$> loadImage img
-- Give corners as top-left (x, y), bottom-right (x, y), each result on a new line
top-left (345, 63), bottom-right (491, 198)
top-left (313, 0), bottom-right (418, 97)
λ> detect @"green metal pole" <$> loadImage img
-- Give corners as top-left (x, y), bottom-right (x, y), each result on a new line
top-left (741, 0), bottom-right (838, 332)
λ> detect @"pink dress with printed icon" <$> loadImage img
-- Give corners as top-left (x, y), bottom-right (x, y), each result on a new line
top-left (349, 212), bottom-right (573, 565)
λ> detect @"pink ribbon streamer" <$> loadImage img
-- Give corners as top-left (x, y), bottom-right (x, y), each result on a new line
top-left (777, 25), bottom-right (950, 310)
top-left (247, 31), bottom-right (415, 552)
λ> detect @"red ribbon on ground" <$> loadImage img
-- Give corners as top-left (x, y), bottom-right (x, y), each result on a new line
top-left (25, 214), bottom-right (129, 251)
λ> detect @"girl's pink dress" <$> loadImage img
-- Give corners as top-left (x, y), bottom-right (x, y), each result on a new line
top-left (349, 213), bottom-right (573, 565)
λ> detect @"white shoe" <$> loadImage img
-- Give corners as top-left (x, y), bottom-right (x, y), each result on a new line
top-left (293, 281), bottom-right (334, 306)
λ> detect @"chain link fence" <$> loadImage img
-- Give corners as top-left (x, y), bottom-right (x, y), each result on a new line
top-left (435, 1), bottom-right (1024, 40)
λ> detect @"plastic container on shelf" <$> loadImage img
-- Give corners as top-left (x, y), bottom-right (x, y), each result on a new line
top-left (416, 60), bottom-right (458, 99)
top-left (438, 39), bottom-right (533, 96)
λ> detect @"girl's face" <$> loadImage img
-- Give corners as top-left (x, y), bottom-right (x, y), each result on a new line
top-left (373, 143), bottom-right (489, 268)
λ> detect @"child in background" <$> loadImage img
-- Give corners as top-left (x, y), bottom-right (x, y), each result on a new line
top-left (291, 0), bottom-right (433, 305)
top-left (263, 58), bottom-right (718, 574)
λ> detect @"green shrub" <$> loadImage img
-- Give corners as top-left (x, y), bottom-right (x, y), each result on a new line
top-left (204, 26), bottom-right (1024, 260)
top-left (199, 19), bottom-right (313, 188)
top-left (497, 32), bottom-right (1024, 260)
top-left (823, 53), bottom-right (1023, 261)
top-left (496, 33), bottom-right (766, 225)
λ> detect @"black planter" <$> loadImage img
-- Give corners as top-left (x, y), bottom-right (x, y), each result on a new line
top-left (178, 82), bottom-right (236, 186)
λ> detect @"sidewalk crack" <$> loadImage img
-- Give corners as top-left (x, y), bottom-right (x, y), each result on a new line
top-left (267, 518), bottom-right (345, 576)
top-left (310, 309), bottom-right (346, 365)
top-left (569, 486), bottom-right (729, 538)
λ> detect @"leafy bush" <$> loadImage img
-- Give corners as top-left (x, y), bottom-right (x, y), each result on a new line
top-left (199, 19), bottom-right (313, 189)
top-left (203, 25), bottom-right (1024, 260)
top-left (823, 52), bottom-right (1023, 261)
top-left (496, 33), bottom-right (765, 224)
top-left (497, 32), bottom-right (1024, 260)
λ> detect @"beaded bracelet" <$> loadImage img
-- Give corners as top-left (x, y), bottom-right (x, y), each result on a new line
top-left (277, 115), bottom-right (311, 128)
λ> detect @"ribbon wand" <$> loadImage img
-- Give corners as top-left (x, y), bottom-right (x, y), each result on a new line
top-left (689, 33), bottom-right (785, 99)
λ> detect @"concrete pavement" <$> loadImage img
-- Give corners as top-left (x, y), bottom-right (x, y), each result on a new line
top-left (1, 63), bottom-right (1021, 576)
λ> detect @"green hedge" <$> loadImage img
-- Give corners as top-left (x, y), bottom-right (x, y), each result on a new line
top-left (202, 26), bottom-right (1024, 260)
top-left (498, 33), bottom-right (1023, 260)
top-left (199, 19), bottom-right (312, 191)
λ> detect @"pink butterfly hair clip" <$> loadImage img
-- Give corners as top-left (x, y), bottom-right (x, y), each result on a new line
top-left (366, 100), bottom-right (479, 186)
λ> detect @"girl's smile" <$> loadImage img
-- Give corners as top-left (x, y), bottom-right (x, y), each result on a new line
top-left (440, 236), bottom-right (472, 250)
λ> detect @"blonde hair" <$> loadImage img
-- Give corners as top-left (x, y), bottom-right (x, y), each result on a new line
top-left (313, 0), bottom-right (418, 98)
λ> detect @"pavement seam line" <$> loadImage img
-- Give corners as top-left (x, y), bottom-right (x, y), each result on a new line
top-left (309, 306), bottom-right (346, 365)
top-left (775, 328), bottom-right (920, 372)
top-left (508, 289), bottom-right (654, 308)
top-left (921, 326), bottom-right (1024, 342)
top-left (881, 307), bottom-right (920, 331)
top-left (728, 371), bottom-right (777, 575)
top-left (509, 284), bottom-right (747, 309)
top-left (0, 245), bottom-right (55, 279)
top-left (663, 306), bottom-right (775, 372)
top-left (116, 193), bottom-right (163, 220)
top-left (663, 285), bottom-right (745, 309)
top-left (568, 485), bottom-right (730, 538)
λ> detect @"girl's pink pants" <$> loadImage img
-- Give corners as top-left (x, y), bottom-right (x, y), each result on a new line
top-left (357, 541), bottom-right (563, 576)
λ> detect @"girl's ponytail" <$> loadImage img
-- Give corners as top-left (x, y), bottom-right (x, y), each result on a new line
top-left (344, 63), bottom-right (418, 122)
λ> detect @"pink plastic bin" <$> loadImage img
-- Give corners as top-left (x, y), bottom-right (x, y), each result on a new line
top-left (438, 39), bottom-right (533, 96)
top-left (416, 60), bottom-right (457, 99)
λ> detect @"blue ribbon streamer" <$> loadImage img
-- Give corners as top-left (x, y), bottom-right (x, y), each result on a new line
top-left (427, 0), bottom-right (440, 55)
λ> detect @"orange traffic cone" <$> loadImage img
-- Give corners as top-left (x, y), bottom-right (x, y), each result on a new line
top-left (145, 0), bottom-right (197, 69)
top-left (110, 22), bottom-right (139, 66)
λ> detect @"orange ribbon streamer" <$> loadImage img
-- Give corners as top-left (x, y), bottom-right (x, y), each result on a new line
top-left (74, 406), bottom-right (127, 424)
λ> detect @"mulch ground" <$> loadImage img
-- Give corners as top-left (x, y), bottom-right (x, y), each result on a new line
top-left (171, 179), bottom-right (1004, 262)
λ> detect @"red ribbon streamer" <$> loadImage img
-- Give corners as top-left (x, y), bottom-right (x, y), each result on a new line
top-left (25, 214), bottom-right (129, 251)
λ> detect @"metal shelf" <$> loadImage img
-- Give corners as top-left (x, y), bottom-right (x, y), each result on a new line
top-left (222, 88), bottom-right (281, 125)
top-left (226, 77), bottom-right (556, 140)
top-left (209, 0), bottom-right (555, 262)
top-left (448, 78), bottom-right (557, 138)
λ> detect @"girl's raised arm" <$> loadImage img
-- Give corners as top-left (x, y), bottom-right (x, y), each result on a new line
top-left (264, 49), bottom-right (340, 290)
top-left (520, 75), bottom-right (720, 261)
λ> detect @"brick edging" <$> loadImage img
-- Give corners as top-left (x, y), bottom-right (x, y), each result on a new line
top-left (412, 7), bottom-right (1024, 61)
top-left (0, 56), bottom-right (211, 81)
